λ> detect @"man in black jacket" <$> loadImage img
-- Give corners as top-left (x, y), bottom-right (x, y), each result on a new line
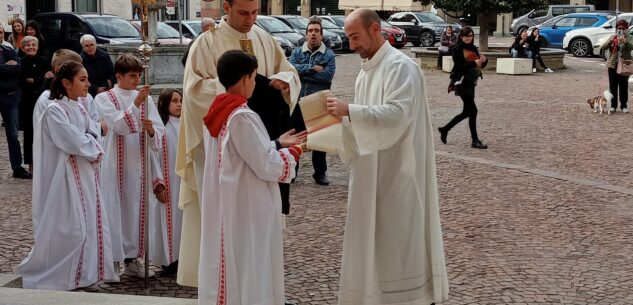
top-left (80, 34), bottom-right (115, 96)
top-left (0, 44), bottom-right (30, 179)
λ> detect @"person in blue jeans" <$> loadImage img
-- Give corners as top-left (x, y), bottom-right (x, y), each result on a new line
top-left (289, 16), bottom-right (336, 186)
top-left (0, 44), bottom-right (30, 179)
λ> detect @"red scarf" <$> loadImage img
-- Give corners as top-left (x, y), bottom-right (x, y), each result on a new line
top-left (203, 93), bottom-right (248, 137)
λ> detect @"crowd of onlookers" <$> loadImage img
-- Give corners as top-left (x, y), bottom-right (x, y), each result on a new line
top-left (0, 17), bottom-right (116, 179)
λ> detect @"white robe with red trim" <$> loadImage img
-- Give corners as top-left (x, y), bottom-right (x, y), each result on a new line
top-left (198, 107), bottom-right (296, 305)
top-left (18, 96), bottom-right (117, 290)
top-left (151, 116), bottom-right (183, 266)
top-left (95, 85), bottom-right (165, 261)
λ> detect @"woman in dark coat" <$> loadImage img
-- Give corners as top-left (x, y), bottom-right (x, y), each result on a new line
top-left (438, 26), bottom-right (488, 149)
top-left (19, 35), bottom-right (52, 172)
top-left (79, 34), bottom-right (115, 96)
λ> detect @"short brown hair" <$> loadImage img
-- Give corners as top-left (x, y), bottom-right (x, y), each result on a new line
top-left (51, 49), bottom-right (82, 69)
top-left (114, 53), bottom-right (144, 75)
top-left (307, 16), bottom-right (323, 35)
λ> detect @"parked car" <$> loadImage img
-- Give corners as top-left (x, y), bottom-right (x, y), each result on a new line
top-left (511, 4), bottom-right (595, 36)
top-left (318, 15), bottom-right (345, 28)
top-left (130, 20), bottom-right (192, 45)
top-left (563, 13), bottom-right (633, 57)
top-left (255, 15), bottom-right (305, 56)
top-left (164, 20), bottom-right (202, 38)
top-left (320, 17), bottom-right (349, 51)
top-left (528, 12), bottom-right (613, 49)
top-left (271, 15), bottom-right (343, 51)
top-left (387, 11), bottom-right (460, 47)
top-left (593, 25), bottom-right (633, 60)
top-left (33, 12), bottom-right (142, 58)
top-left (381, 20), bottom-right (406, 49)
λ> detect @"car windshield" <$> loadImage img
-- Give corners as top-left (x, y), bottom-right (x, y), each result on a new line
top-left (258, 18), bottom-right (295, 33)
top-left (329, 16), bottom-right (345, 27)
top-left (381, 20), bottom-right (393, 28)
top-left (85, 17), bottom-right (140, 38)
top-left (539, 15), bottom-right (565, 27)
top-left (321, 18), bottom-right (339, 29)
top-left (286, 17), bottom-right (309, 29)
top-left (131, 21), bottom-right (181, 38)
top-left (186, 21), bottom-right (201, 34)
top-left (415, 12), bottom-right (446, 23)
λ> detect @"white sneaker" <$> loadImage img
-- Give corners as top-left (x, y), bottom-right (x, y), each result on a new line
top-left (610, 107), bottom-right (616, 112)
top-left (544, 68), bottom-right (553, 73)
top-left (123, 259), bottom-right (155, 278)
top-left (623, 108), bottom-right (629, 113)
top-left (532, 68), bottom-right (537, 73)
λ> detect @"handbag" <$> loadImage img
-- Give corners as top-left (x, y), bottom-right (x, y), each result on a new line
top-left (617, 56), bottom-right (633, 76)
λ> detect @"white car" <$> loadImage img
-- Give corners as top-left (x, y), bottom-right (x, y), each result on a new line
top-left (563, 13), bottom-right (633, 57)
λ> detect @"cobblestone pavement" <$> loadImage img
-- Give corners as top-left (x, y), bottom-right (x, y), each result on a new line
top-left (3, 40), bottom-right (633, 304)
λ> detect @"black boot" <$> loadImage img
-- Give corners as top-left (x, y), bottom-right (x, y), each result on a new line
top-left (471, 140), bottom-right (488, 149)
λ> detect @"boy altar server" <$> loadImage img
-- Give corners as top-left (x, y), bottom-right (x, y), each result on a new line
top-left (18, 61), bottom-right (117, 290)
top-left (198, 50), bottom-right (305, 305)
top-left (95, 54), bottom-right (165, 277)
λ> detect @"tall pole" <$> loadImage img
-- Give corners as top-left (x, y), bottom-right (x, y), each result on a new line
top-left (138, 2), bottom-right (153, 291)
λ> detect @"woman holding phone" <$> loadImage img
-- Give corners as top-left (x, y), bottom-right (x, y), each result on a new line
top-left (600, 19), bottom-right (633, 113)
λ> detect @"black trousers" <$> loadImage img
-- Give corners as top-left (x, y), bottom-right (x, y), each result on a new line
top-left (532, 53), bottom-right (548, 69)
top-left (290, 103), bottom-right (327, 177)
top-left (437, 50), bottom-right (451, 68)
top-left (608, 67), bottom-right (629, 109)
top-left (442, 85), bottom-right (480, 142)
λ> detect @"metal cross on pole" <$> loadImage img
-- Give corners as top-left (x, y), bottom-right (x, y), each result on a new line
top-left (133, 0), bottom-right (155, 291)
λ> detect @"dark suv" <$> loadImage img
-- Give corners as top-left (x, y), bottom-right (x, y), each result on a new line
top-left (32, 12), bottom-right (141, 58)
top-left (387, 12), bottom-right (460, 47)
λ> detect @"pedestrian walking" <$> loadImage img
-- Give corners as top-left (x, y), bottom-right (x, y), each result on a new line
top-left (439, 26), bottom-right (488, 149)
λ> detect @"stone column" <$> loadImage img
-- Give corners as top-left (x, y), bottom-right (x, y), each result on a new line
top-left (148, 8), bottom-right (159, 44)
top-left (301, 0), bottom-right (310, 17)
top-left (570, 0), bottom-right (586, 5)
top-left (270, 0), bottom-right (283, 15)
top-left (493, 13), bottom-right (512, 37)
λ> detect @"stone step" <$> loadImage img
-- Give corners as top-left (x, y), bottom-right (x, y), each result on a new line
top-left (0, 287), bottom-right (196, 305)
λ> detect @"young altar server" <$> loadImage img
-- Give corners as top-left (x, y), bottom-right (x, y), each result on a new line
top-left (17, 60), bottom-right (117, 290)
top-left (151, 88), bottom-right (183, 276)
top-left (33, 49), bottom-right (101, 128)
top-left (95, 54), bottom-right (165, 277)
top-left (198, 50), bottom-right (305, 305)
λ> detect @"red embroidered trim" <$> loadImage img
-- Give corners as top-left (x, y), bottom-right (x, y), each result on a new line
top-left (216, 223), bottom-right (227, 305)
top-left (278, 151), bottom-right (290, 182)
top-left (69, 156), bottom-right (87, 288)
top-left (106, 90), bottom-right (127, 206)
top-left (137, 105), bottom-right (147, 258)
top-left (106, 90), bottom-right (137, 133)
top-left (93, 162), bottom-right (105, 280)
top-left (162, 133), bottom-right (174, 263)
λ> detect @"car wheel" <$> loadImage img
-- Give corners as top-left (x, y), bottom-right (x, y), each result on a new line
top-left (570, 38), bottom-right (591, 57)
top-left (601, 48), bottom-right (610, 61)
top-left (419, 31), bottom-right (434, 47)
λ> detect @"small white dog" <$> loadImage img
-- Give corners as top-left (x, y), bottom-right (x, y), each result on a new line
top-left (587, 90), bottom-right (613, 114)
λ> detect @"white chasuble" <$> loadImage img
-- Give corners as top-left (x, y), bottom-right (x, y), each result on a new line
top-left (95, 85), bottom-right (165, 261)
top-left (198, 107), bottom-right (296, 305)
top-left (18, 97), bottom-right (117, 290)
top-left (176, 17), bottom-right (300, 287)
top-left (338, 42), bottom-right (449, 305)
top-left (151, 116), bottom-right (183, 266)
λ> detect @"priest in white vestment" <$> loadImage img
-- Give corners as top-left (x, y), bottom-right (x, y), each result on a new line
top-left (18, 63), bottom-right (117, 290)
top-left (325, 9), bottom-right (449, 305)
top-left (176, 0), bottom-right (300, 287)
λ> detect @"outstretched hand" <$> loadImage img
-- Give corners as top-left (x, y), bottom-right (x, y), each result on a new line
top-left (278, 129), bottom-right (308, 148)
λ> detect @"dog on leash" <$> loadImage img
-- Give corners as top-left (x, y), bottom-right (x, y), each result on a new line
top-left (587, 90), bottom-right (613, 114)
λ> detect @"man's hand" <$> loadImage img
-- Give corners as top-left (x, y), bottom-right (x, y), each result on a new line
top-left (154, 184), bottom-right (167, 204)
top-left (326, 97), bottom-right (349, 117)
top-left (278, 129), bottom-right (308, 147)
top-left (5, 60), bottom-right (17, 66)
top-left (313, 65), bottom-right (324, 72)
top-left (142, 118), bottom-right (155, 137)
top-left (96, 87), bottom-right (107, 94)
top-left (270, 79), bottom-right (290, 94)
top-left (44, 71), bottom-right (54, 79)
top-left (134, 85), bottom-right (151, 108)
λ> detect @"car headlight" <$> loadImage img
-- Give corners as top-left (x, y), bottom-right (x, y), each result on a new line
top-left (273, 36), bottom-right (290, 47)
top-left (435, 26), bottom-right (444, 32)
